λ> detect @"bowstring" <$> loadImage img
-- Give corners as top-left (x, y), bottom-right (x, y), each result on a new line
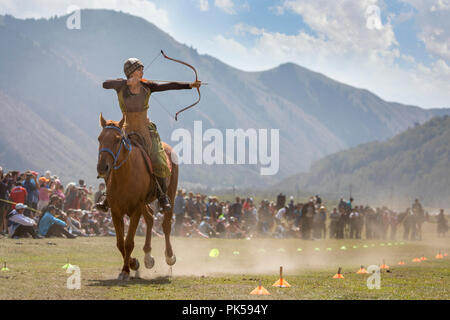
top-left (151, 94), bottom-right (176, 122)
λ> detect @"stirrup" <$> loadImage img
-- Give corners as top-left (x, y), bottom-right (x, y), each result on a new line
top-left (95, 201), bottom-right (109, 212)
top-left (158, 194), bottom-right (171, 212)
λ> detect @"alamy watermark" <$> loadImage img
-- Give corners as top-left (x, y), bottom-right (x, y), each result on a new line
top-left (170, 121), bottom-right (280, 176)
top-left (366, 265), bottom-right (381, 289)
top-left (66, 5), bottom-right (81, 30)
top-left (365, 5), bottom-right (383, 30)
top-left (66, 265), bottom-right (81, 290)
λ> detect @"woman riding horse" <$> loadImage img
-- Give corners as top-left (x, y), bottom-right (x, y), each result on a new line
top-left (96, 58), bottom-right (201, 212)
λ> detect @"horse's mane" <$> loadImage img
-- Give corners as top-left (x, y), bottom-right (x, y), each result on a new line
top-left (104, 120), bottom-right (121, 128)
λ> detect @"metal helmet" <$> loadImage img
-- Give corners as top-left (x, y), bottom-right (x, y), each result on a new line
top-left (123, 58), bottom-right (144, 78)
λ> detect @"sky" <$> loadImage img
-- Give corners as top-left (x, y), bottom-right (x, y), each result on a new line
top-left (1, 0), bottom-right (449, 109)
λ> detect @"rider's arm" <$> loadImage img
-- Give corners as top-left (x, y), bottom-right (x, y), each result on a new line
top-left (143, 81), bottom-right (192, 92)
top-left (103, 79), bottom-right (127, 92)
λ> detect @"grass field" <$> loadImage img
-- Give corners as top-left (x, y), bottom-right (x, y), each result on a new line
top-left (0, 224), bottom-right (449, 300)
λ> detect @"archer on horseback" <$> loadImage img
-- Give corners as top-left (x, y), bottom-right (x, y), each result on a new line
top-left (96, 57), bottom-right (201, 213)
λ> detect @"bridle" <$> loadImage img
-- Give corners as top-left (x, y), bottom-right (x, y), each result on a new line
top-left (98, 125), bottom-right (132, 170)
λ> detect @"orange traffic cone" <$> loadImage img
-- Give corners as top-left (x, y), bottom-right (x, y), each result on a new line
top-left (412, 258), bottom-right (421, 262)
top-left (436, 251), bottom-right (443, 259)
top-left (356, 265), bottom-right (368, 274)
top-left (380, 259), bottom-right (389, 270)
top-left (397, 261), bottom-right (405, 265)
top-left (333, 267), bottom-right (344, 279)
top-left (272, 266), bottom-right (291, 287)
top-left (420, 255), bottom-right (428, 261)
top-left (250, 280), bottom-right (270, 295)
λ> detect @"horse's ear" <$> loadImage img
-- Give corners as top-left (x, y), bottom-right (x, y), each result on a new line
top-left (118, 116), bottom-right (125, 129)
top-left (99, 113), bottom-right (106, 128)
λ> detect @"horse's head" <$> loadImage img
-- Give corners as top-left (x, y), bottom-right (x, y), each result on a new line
top-left (97, 113), bottom-right (127, 179)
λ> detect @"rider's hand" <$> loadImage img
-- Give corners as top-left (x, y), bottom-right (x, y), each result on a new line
top-left (190, 81), bottom-right (202, 89)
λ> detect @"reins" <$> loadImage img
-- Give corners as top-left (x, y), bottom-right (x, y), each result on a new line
top-left (98, 125), bottom-right (132, 170)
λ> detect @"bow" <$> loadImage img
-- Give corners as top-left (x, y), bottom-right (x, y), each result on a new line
top-left (146, 50), bottom-right (201, 121)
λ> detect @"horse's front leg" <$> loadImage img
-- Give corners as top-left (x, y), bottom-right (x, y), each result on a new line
top-left (111, 212), bottom-right (128, 280)
top-left (123, 211), bottom-right (141, 279)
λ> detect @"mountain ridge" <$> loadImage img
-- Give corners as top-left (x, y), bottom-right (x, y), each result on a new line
top-left (0, 9), bottom-right (448, 188)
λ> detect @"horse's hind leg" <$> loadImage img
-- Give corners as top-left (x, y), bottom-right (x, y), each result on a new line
top-left (142, 204), bottom-right (155, 269)
top-left (163, 209), bottom-right (176, 266)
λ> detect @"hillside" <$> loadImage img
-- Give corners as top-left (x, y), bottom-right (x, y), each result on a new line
top-left (0, 9), bottom-right (448, 187)
top-left (272, 116), bottom-right (450, 208)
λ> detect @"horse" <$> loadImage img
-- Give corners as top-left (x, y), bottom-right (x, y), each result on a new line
top-left (96, 113), bottom-right (178, 280)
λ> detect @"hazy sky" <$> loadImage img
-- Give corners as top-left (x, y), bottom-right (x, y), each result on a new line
top-left (1, 0), bottom-right (449, 108)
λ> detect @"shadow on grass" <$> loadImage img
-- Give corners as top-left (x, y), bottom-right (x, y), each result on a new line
top-left (87, 276), bottom-right (171, 287)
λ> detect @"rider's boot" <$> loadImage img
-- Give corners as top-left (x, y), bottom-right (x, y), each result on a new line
top-left (156, 177), bottom-right (171, 213)
top-left (95, 195), bottom-right (109, 212)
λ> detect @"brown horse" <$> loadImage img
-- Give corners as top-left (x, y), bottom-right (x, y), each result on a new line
top-left (96, 113), bottom-right (178, 280)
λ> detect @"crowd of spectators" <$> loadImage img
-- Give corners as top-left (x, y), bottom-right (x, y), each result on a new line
top-left (1, 166), bottom-right (448, 240)
top-left (0, 167), bottom-right (114, 239)
top-left (170, 191), bottom-right (448, 241)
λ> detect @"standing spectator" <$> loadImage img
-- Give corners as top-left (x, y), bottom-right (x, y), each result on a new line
top-left (9, 180), bottom-right (28, 210)
top-left (257, 200), bottom-right (272, 235)
top-left (173, 189), bottom-right (186, 236)
top-left (22, 172), bottom-right (39, 213)
top-left (185, 192), bottom-right (196, 219)
top-left (389, 210), bottom-right (398, 240)
top-left (301, 200), bottom-right (315, 240)
top-left (94, 183), bottom-right (106, 204)
top-left (7, 203), bottom-right (42, 239)
top-left (329, 208), bottom-right (340, 239)
top-left (230, 197), bottom-right (243, 222)
top-left (206, 196), bottom-right (218, 220)
top-left (349, 209), bottom-right (361, 239)
top-left (80, 191), bottom-right (93, 211)
top-left (0, 168), bottom-right (9, 234)
top-left (400, 208), bottom-right (414, 240)
top-left (318, 205), bottom-right (327, 239)
top-left (65, 183), bottom-right (81, 210)
top-left (37, 177), bottom-right (54, 212)
top-left (436, 209), bottom-right (448, 237)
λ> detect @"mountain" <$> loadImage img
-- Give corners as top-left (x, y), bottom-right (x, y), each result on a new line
top-left (0, 9), bottom-right (448, 188)
top-left (272, 116), bottom-right (450, 208)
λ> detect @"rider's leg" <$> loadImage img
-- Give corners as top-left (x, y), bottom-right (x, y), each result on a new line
top-left (148, 122), bottom-right (171, 213)
top-left (155, 176), bottom-right (171, 213)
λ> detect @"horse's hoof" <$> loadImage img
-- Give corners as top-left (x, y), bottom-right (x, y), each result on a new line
top-left (134, 270), bottom-right (141, 279)
top-left (118, 271), bottom-right (130, 281)
top-left (130, 258), bottom-right (140, 271)
top-left (165, 251), bottom-right (176, 266)
top-left (144, 253), bottom-right (155, 269)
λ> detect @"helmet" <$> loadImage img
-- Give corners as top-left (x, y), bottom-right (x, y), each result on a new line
top-left (123, 58), bottom-right (144, 78)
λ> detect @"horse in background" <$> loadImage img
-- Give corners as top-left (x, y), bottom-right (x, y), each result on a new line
top-left (96, 114), bottom-right (178, 280)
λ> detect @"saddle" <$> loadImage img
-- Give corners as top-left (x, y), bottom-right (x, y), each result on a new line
top-left (127, 132), bottom-right (172, 177)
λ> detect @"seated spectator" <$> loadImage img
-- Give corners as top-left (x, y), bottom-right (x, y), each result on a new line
top-left (7, 203), bottom-right (42, 239)
top-left (39, 205), bottom-right (76, 238)
top-left (66, 209), bottom-right (87, 237)
top-left (198, 216), bottom-right (216, 238)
